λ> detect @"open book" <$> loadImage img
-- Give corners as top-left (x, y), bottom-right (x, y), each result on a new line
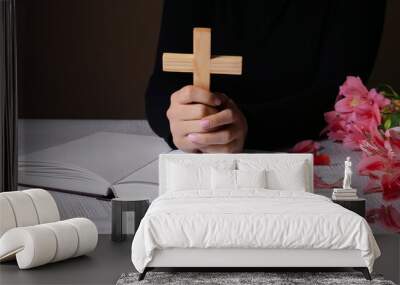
top-left (18, 132), bottom-right (171, 198)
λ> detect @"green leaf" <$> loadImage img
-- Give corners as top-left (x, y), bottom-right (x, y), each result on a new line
top-left (378, 84), bottom-right (400, 99)
top-left (391, 113), bottom-right (400, 128)
top-left (384, 118), bottom-right (392, 130)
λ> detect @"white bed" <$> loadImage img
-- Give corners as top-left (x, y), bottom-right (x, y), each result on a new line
top-left (131, 153), bottom-right (380, 280)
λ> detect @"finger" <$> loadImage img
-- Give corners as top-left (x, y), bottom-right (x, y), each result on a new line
top-left (199, 140), bottom-right (238, 153)
top-left (170, 120), bottom-right (209, 136)
top-left (187, 127), bottom-right (238, 145)
top-left (200, 108), bottom-right (235, 130)
top-left (171, 85), bottom-right (223, 107)
top-left (173, 136), bottom-right (202, 153)
top-left (167, 104), bottom-right (219, 120)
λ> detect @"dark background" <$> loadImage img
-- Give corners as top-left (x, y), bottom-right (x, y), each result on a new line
top-left (16, 0), bottom-right (400, 119)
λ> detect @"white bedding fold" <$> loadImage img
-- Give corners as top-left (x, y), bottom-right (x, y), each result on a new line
top-left (131, 190), bottom-right (380, 273)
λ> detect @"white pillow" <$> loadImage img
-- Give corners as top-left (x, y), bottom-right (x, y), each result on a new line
top-left (167, 160), bottom-right (235, 191)
top-left (211, 168), bottom-right (236, 190)
top-left (211, 168), bottom-right (267, 190)
top-left (238, 159), bottom-right (307, 191)
top-left (237, 169), bottom-right (267, 188)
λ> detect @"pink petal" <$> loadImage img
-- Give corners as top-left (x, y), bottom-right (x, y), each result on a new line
top-left (357, 155), bottom-right (386, 176)
top-left (339, 76), bottom-right (369, 98)
top-left (368, 88), bottom-right (391, 108)
top-left (334, 98), bottom-right (353, 113)
top-left (291, 140), bottom-right (319, 153)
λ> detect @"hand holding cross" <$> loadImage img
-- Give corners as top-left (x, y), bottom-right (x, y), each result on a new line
top-left (162, 27), bottom-right (247, 153)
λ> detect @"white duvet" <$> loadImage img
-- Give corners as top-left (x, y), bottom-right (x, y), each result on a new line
top-left (131, 190), bottom-right (380, 273)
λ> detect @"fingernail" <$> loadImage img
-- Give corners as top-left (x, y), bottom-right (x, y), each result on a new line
top-left (188, 133), bottom-right (197, 142)
top-left (200, 120), bottom-right (210, 130)
top-left (214, 98), bottom-right (221, 106)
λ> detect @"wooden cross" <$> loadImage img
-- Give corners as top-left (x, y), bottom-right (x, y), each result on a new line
top-left (162, 27), bottom-right (242, 91)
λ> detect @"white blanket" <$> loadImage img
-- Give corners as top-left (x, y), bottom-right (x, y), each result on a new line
top-left (131, 190), bottom-right (380, 272)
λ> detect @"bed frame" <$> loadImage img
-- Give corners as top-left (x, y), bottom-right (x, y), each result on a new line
top-left (138, 153), bottom-right (371, 281)
top-left (140, 248), bottom-right (370, 280)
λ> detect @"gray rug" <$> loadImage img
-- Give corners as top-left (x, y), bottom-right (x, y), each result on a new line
top-left (116, 272), bottom-right (396, 285)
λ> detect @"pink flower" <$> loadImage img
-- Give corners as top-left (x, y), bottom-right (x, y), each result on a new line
top-left (331, 78), bottom-right (389, 141)
top-left (314, 174), bottom-right (342, 189)
top-left (354, 89), bottom-right (388, 126)
top-left (338, 95), bottom-right (386, 130)
top-left (351, 108), bottom-right (380, 129)
top-left (322, 76), bottom-right (400, 232)
top-left (385, 127), bottom-right (400, 159)
top-left (291, 140), bottom-right (330, 165)
top-left (351, 89), bottom-right (389, 127)
top-left (335, 77), bottom-right (370, 113)
top-left (368, 88), bottom-right (391, 109)
top-left (334, 96), bottom-right (369, 114)
top-left (339, 76), bottom-right (369, 99)
top-left (368, 123), bottom-right (386, 148)
top-left (314, 154), bottom-right (331, 165)
top-left (343, 124), bottom-right (365, 150)
top-left (367, 205), bottom-right (400, 232)
top-left (324, 77), bottom-right (388, 147)
top-left (363, 179), bottom-right (382, 194)
top-left (381, 171), bottom-right (400, 201)
top-left (322, 111), bottom-right (347, 141)
top-left (358, 155), bottom-right (387, 178)
top-left (357, 122), bottom-right (386, 157)
top-left (291, 140), bottom-right (320, 153)
top-left (358, 153), bottom-right (400, 200)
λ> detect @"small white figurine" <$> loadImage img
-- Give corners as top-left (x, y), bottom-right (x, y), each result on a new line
top-left (343, 156), bottom-right (352, 189)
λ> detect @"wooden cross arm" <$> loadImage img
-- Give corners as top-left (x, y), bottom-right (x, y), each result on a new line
top-left (162, 28), bottom-right (243, 90)
top-left (163, 53), bottom-right (242, 75)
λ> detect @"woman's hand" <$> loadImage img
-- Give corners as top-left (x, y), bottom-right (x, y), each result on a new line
top-left (166, 85), bottom-right (247, 153)
top-left (166, 85), bottom-right (223, 152)
top-left (187, 94), bottom-right (248, 153)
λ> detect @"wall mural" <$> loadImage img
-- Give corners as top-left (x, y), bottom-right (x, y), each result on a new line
top-left (293, 76), bottom-right (400, 234)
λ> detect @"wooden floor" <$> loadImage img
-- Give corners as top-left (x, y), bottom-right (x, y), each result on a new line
top-left (0, 235), bottom-right (133, 285)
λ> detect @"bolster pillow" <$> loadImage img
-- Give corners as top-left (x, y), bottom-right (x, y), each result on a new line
top-left (0, 189), bottom-right (60, 237)
top-left (0, 218), bottom-right (98, 269)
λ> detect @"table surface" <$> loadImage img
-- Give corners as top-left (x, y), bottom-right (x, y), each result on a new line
top-left (0, 235), bottom-right (133, 285)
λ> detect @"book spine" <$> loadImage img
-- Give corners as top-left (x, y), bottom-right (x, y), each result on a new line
top-left (333, 190), bottom-right (357, 193)
top-left (332, 195), bottom-right (359, 200)
top-left (333, 193), bottom-right (358, 197)
top-left (332, 197), bottom-right (359, 200)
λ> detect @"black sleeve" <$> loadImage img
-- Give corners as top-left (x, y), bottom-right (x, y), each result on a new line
top-left (240, 0), bottom-right (386, 150)
top-left (146, 0), bottom-right (386, 150)
top-left (145, 0), bottom-right (201, 148)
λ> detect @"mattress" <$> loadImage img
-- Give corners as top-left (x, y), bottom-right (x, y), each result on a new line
top-left (131, 190), bottom-right (380, 273)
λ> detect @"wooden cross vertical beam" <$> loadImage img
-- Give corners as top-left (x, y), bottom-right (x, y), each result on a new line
top-left (162, 27), bottom-right (242, 91)
top-left (193, 28), bottom-right (211, 90)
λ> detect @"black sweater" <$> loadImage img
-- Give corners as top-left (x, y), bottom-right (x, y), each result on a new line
top-left (145, 0), bottom-right (385, 150)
